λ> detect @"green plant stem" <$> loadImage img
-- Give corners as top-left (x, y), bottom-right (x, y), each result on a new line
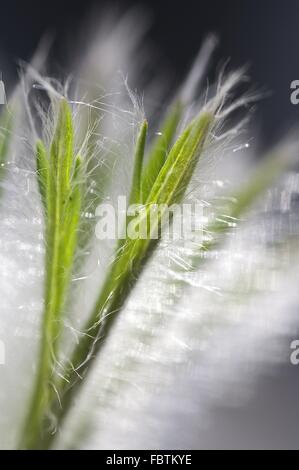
top-left (20, 100), bottom-right (82, 449)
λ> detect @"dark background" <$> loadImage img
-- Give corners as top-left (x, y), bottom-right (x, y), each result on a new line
top-left (1, 0), bottom-right (299, 146)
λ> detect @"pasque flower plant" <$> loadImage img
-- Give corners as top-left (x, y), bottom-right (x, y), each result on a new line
top-left (0, 12), bottom-right (299, 450)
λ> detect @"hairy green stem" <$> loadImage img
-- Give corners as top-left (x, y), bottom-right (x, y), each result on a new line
top-left (20, 100), bottom-right (82, 449)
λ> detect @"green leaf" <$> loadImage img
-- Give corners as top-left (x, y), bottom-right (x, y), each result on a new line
top-left (20, 100), bottom-right (83, 450)
top-left (141, 101), bottom-right (182, 203)
top-left (129, 119), bottom-right (148, 205)
top-left (145, 111), bottom-right (212, 207)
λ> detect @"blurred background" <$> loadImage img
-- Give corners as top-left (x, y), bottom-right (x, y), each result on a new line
top-left (1, 0), bottom-right (299, 147)
top-left (1, 0), bottom-right (299, 449)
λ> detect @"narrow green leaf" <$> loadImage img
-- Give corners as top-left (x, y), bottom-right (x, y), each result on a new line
top-left (129, 119), bottom-right (148, 205)
top-left (145, 112), bottom-right (213, 207)
top-left (20, 100), bottom-right (82, 450)
top-left (141, 101), bottom-right (182, 202)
